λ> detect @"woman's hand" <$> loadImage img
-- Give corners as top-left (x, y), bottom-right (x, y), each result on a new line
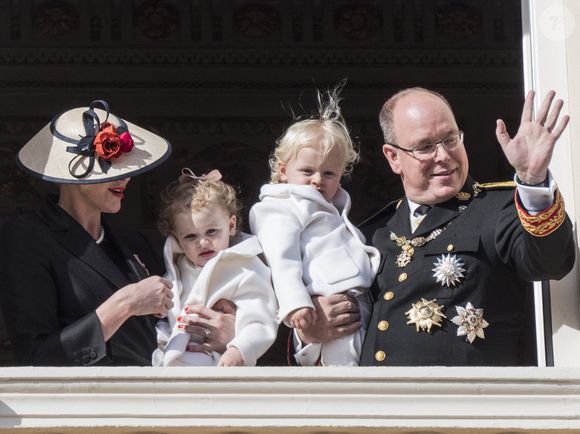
top-left (297, 293), bottom-right (361, 344)
top-left (122, 275), bottom-right (174, 317)
top-left (178, 299), bottom-right (237, 353)
top-left (97, 275), bottom-right (173, 341)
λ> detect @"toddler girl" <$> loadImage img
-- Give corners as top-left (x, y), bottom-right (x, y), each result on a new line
top-left (249, 87), bottom-right (380, 366)
top-left (154, 169), bottom-right (278, 366)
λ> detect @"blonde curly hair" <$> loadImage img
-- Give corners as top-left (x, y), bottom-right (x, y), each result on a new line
top-left (157, 173), bottom-right (241, 237)
top-left (269, 83), bottom-right (360, 183)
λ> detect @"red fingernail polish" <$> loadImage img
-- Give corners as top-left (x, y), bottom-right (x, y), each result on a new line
top-left (177, 324), bottom-right (184, 329)
top-left (184, 306), bottom-right (190, 313)
top-left (176, 316), bottom-right (182, 322)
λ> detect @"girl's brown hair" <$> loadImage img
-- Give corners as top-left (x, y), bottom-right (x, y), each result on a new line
top-left (157, 170), bottom-right (241, 237)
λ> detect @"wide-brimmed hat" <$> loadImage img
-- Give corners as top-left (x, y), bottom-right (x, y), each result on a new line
top-left (17, 100), bottom-right (171, 184)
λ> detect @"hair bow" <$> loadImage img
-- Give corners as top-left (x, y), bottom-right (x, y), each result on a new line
top-left (178, 168), bottom-right (222, 184)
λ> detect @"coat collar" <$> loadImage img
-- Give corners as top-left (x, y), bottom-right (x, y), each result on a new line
top-left (386, 198), bottom-right (412, 236)
top-left (259, 183), bottom-right (350, 214)
top-left (37, 196), bottom-right (141, 288)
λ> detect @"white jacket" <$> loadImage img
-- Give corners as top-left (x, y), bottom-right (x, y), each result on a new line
top-left (156, 232), bottom-right (278, 366)
top-left (249, 184), bottom-right (380, 323)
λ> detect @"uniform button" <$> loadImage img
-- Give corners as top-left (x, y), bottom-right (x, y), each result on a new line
top-left (398, 272), bottom-right (407, 282)
top-left (383, 291), bottom-right (395, 301)
top-left (377, 320), bottom-right (389, 331)
top-left (447, 244), bottom-right (454, 252)
top-left (375, 351), bottom-right (386, 362)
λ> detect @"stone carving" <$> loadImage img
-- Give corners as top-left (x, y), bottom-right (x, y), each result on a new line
top-left (435, 2), bottom-right (482, 42)
top-left (135, 0), bottom-right (179, 39)
top-left (233, 3), bottom-right (281, 39)
top-left (335, 3), bottom-right (382, 41)
top-left (153, 118), bottom-right (284, 135)
top-left (0, 49), bottom-right (522, 67)
top-left (33, 0), bottom-right (79, 36)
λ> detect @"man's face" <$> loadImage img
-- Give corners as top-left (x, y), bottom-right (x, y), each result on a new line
top-left (383, 91), bottom-right (469, 205)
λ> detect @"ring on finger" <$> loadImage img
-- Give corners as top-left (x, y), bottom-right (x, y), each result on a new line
top-left (203, 328), bottom-right (211, 339)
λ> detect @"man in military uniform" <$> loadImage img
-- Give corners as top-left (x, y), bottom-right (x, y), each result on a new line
top-left (358, 87), bottom-right (575, 366)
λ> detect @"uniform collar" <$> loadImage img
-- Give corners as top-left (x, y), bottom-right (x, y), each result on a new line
top-left (400, 176), bottom-right (478, 237)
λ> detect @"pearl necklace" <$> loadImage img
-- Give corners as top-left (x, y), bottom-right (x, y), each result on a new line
top-left (95, 227), bottom-right (105, 244)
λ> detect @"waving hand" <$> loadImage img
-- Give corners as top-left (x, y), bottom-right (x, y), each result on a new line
top-left (496, 90), bottom-right (569, 185)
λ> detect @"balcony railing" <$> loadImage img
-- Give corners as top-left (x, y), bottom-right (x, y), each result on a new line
top-left (1, 366), bottom-right (579, 433)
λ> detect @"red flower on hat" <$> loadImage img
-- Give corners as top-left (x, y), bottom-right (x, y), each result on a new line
top-left (94, 122), bottom-right (134, 161)
top-left (119, 131), bottom-right (134, 153)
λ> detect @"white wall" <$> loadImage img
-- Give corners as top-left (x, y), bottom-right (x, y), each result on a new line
top-left (522, 0), bottom-right (580, 367)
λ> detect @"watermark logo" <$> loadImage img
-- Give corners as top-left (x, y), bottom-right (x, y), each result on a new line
top-left (540, 5), bottom-right (575, 41)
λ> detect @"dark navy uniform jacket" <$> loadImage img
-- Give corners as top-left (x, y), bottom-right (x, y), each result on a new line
top-left (360, 177), bottom-right (575, 366)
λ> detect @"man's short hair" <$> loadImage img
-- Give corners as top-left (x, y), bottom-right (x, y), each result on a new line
top-left (379, 87), bottom-right (455, 144)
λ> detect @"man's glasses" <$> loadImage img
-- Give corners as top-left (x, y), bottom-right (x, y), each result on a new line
top-left (388, 130), bottom-right (464, 161)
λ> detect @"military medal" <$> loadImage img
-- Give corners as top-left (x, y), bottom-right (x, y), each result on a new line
top-left (390, 228), bottom-right (444, 268)
top-left (432, 254), bottom-right (466, 287)
top-left (396, 243), bottom-right (414, 267)
top-left (405, 298), bottom-right (446, 333)
top-left (455, 191), bottom-right (471, 201)
top-left (472, 182), bottom-right (482, 197)
top-left (133, 253), bottom-right (150, 276)
top-left (450, 302), bottom-right (489, 343)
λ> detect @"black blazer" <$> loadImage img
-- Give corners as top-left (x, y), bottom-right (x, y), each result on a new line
top-left (0, 197), bottom-right (163, 366)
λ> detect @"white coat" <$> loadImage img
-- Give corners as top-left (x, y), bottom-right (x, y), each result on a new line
top-left (250, 184), bottom-right (380, 323)
top-left (155, 232), bottom-right (278, 367)
top-left (249, 184), bottom-right (380, 366)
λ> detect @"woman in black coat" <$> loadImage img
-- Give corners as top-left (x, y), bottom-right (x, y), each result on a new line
top-left (0, 100), bottom-right (177, 366)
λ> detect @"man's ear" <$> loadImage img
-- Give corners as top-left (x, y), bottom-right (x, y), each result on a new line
top-left (229, 215), bottom-right (237, 236)
top-left (383, 144), bottom-right (402, 175)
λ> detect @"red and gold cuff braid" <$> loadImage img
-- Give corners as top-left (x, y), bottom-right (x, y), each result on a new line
top-left (515, 188), bottom-right (566, 237)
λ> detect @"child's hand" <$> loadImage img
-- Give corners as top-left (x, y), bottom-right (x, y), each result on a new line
top-left (218, 347), bottom-right (244, 367)
top-left (288, 307), bottom-right (317, 329)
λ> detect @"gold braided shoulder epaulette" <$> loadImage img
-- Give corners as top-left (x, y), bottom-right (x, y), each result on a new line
top-left (478, 181), bottom-right (516, 190)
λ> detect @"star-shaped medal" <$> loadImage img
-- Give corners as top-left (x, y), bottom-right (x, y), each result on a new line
top-left (405, 298), bottom-right (446, 333)
top-left (432, 254), bottom-right (466, 287)
top-left (450, 302), bottom-right (489, 343)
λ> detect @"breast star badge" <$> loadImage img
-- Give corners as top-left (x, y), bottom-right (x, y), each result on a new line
top-left (450, 302), bottom-right (489, 343)
top-left (405, 298), bottom-right (446, 333)
top-left (432, 254), bottom-right (466, 287)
